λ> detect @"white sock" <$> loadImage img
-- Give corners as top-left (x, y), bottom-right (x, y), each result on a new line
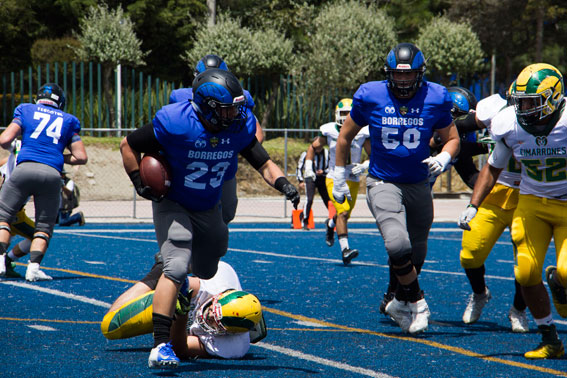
top-left (535, 314), bottom-right (554, 327)
top-left (339, 236), bottom-right (349, 251)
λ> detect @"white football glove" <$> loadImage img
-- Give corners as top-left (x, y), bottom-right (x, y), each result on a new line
top-left (332, 166), bottom-right (351, 204)
top-left (458, 205), bottom-right (478, 231)
top-left (422, 151), bottom-right (452, 177)
top-left (351, 160), bottom-right (369, 177)
top-left (303, 159), bottom-right (316, 180)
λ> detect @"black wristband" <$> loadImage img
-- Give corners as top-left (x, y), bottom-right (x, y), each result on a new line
top-left (128, 170), bottom-right (142, 185)
top-left (274, 177), bottom-right (291, 193)
top-left (467, 203), bottom-right (478, 210)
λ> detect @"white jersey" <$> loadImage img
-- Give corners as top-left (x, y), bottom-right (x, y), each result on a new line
top-left (319, 122), bottom-right (369, 182)
top-left (477, 95), bottom-right (520, 189)
top-left (188, 261), bottom-right (250, 359)
top-left (490, 105), bottom-right (567, 199)
top-left (0, 140), bottom-right (21, 183)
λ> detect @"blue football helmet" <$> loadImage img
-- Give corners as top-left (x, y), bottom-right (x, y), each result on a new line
top-left (192, 68), bottom-right (247, 130)
top-left (36, 83), bottom-right (66, 110)
top-left (194, 54), bottom-right (229, 77)
top-left (384, 43), bottom-right (426, 99)
top-left (447, 86), bottom-right (477, 119)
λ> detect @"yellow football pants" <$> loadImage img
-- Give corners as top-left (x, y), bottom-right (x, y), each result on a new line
top-left (325, 178), bottom-right (359, 218)
top-left (460, 184), bottom-right (518, 269)
top-left (101, 291), bottom-right (154, 340)
top-left (512, 194), bottom-right (567, 287)
top-left (11, 209), bottom-right (35, 239)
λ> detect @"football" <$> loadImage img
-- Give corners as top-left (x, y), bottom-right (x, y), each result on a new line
top-left (139, 153), bottom-right (172, 197)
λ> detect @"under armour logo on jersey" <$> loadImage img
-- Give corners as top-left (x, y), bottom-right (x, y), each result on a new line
top-left (195, 139), bottom-right (206, 149)
top-left (535, 136), bottom-right (547, 146)
top-left (411, 108), bottom-right (420, 113)
top-left (385, 106), bottom-right (395, 114)
top-left (221, 138), bottom-right (230, 144)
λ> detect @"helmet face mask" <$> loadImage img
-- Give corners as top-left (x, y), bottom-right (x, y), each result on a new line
top-left (36, 83), bottom-right (66, 110)
top-left (192, 68), bottom-right (247, 131)
top-left (384, 43), bottom-right (426, 99)
top-left (335, 98), bottom-right (353, 128)
top-left (511, 63), bottom-right (564, 131)
top-left (196, 289), bottom-right (262, 335)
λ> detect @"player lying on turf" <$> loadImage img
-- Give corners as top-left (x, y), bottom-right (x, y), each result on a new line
top-left (101, 259), bottom-right (266, 363)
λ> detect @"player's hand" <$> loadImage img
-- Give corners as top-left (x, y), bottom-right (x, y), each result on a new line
top-left (175, 277), bottom-right (193, 316)
top-left (422, 151), bottom-right (452, 177)
top-left (332, 166), bottom-right (351, 204)
top-left (351, 160), bottom-right (369, 177)
top-left (128, 170), bottom-right (164, 202)
top-left (304, 160), bottom-right (316, 180)
top-left (282, 183), bottom-right (300, 209)
top-left (458, 204), bottom-right (478, 231)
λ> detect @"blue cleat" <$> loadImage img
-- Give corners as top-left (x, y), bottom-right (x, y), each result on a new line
top-left (148, 342), bottom-right (179, 368)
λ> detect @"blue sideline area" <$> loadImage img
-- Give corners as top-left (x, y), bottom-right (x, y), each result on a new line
top-left (0, 222), bottom-right (565, 378)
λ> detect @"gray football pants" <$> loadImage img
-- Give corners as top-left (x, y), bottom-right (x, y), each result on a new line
top-left (0, 162), bottom-right (61, 236)
top-left (152, 198), bottom-right (228, 283)
top-left (366, 176), bottom-right (433, 267)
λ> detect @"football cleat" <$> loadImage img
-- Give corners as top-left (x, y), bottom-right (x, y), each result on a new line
top-left (509, 306), bottom-right (529, 333)
top-left (462, 287), bottom-right (491, 324)
top-left (385, 298), bottom-right (412, 333)
top-left (524, 341), bottom-right (564, 360)
top-left (409, 298), bottom-right (430, 334)
top-left (148, 342), bottom-right (179, 368)
top-left (5, 260), bottom-right (22, 278)
top-left (78, 211), bottom-right (85, 226)
top-left (341, 248), bottom-right (359, 266)
top-left (379, 292), bottom-right (395, 315)
top-left (546, 266), bottom-right (567, 318)
top-left (25, 262), bottom-right (52, 282)
top-left (325, 219), bottom-right (334, 246)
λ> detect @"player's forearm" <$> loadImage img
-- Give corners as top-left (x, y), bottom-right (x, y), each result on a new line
top-left (120, 137), bottom-right (141, 174)
top-left (469, 163), bottom-right (501, 207)
top-left (258, 160), bottom-right (285, 187)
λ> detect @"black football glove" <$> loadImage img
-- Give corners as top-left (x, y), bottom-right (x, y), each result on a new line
top-left (128, 170), bottom-right (164, 202)
top-left (275, 177), bottom-right (300, 209)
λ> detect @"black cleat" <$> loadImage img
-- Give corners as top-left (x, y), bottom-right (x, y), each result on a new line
top-left (325, 219), bottom-right (335, 246)
top-left (379, 292), bottom-right (395, 315)
top-left (342, 248), bottom-right (359, 266)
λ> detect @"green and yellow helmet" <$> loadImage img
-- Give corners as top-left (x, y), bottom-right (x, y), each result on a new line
top-left (196, 289), bottom-right (262, 334)
top-left (511, 63), bottom-right (564, 129)
top-left (335, 98), bottom-right (353, 127)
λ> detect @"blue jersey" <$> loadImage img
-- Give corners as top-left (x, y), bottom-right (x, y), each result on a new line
top-left (12, 103), bottom-right (81, 172)
top-left (350, 80), bottom-right (453, 183)
top-left (152, 101), bottom-right (256, 211)
top-left (169, 87), bottom-right (256, 180)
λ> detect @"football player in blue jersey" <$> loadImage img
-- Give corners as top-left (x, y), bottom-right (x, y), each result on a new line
top-left (120, 68), bottom-right (299, 369)
top-left (169, 54), bottom-right (264, 225)
top-left (334, 43), bottom-right (460, 334)
top-left (0, 83), bottom-right (88, 281)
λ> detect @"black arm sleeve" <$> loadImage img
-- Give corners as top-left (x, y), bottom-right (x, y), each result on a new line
top-left (455, 112), bottom-right (482, 135)
top-left (240, 138), bottom-right (270, 170)
top-left (126, 123), bottom-right (163, 154)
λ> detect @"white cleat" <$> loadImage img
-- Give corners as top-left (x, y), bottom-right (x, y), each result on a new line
top-left (385, 297), bottom-right (412, 333)
top-left (25, 263), bottom-right (53, 282)
top-left (509, 306), bottom-right (529, 333)
top-left (0, 254), bottom-right (6, 276)
top-left (148, 342), bottom-right (179, 369)
top-left (462, 288), bottom-right (491, 324)
top-left (409, 298), bottom-right (430, 334)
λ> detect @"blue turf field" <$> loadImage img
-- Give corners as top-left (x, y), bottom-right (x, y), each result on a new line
top-left (1, 222), bottom-right (566, 378)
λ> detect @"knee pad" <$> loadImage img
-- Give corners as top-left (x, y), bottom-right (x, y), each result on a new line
top-left (383, 230), bottom-right (411, 260)
top-left (33, 232), bottom-right (51, 246)
top-left (192, 262), bottom-right (219, 280)
top-left (514, 254), bottom-right (541, 287)
top-left (390, 253), bottom-right (413, 276)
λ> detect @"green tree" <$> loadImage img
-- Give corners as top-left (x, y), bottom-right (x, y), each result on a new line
top-left (73, 3), bottom-right (148, 128)
top-left (184, 14), bottom-right (294, 128)
top-left (31, 38), bottom-right (81, 66)
top-left (416, 16), bottom-right (485, 85)
top-left (302, 0), bottom-right (397, 97)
